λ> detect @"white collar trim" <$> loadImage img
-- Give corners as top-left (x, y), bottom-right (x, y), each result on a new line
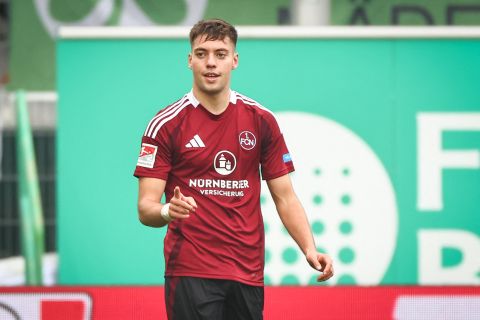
top-left (229, 90), bottom-right (237, 104)
top-left (187, 90), bottom-right (200, 107)
top-left (187, 89), bottom-right (237, 107)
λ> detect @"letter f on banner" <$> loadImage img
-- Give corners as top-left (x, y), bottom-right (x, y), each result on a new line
top-left (417, 112), bottom-right (480, 211)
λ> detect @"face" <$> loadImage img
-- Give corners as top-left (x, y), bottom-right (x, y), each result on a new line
top-left (188, 35), bottom-right (238, 96)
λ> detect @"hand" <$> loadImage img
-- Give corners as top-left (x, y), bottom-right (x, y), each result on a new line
top-left (167, 186), bottom-right (197, 220)
top-left (306, 250), bottom-right (334, 282)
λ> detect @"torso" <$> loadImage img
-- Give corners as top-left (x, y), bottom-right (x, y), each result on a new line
top-left (135, 90), bottom-right (294, 286)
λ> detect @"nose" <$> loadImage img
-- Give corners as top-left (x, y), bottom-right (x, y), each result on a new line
top-left (206, 53), bottom-right (216, 68)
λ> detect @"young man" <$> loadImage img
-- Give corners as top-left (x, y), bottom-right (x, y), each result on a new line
top-left (134, 19), bottom-right (333, 320)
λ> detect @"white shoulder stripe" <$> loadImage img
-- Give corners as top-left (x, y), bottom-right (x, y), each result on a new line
top-left (236, 94), bottom-right (275, 116)
top-left (236, 94), bottom-right (270, 113)
top-left (149, 100), bottom-right (191, 138)
top-left (236, 95), bottom-right (259, 107)
top-left (144, 95), bottom-right (187, 136)
top-left (145, 96), bottom-right (189, 137)
top-left (236, 93), bottom-right (282, 132)
top-left (236, 93), bottom-right (257, 104)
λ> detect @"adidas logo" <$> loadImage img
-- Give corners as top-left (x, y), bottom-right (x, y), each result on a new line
top-left (185, 134), bottom-right (205, 148)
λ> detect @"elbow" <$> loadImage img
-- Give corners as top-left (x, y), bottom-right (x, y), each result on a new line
top-left (137, 211), bottom-right (147, 226)
top-left (137, 199), bottom-right (165, 228)
top-left (138, 209), bottom-right (158, 227)
top-left (137, 201), bottom-right (150, 226)
top-left (138, 211), bottom-right (149, 226)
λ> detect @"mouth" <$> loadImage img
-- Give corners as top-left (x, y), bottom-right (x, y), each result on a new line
top-left (203, 72), bottom-right (220, 81)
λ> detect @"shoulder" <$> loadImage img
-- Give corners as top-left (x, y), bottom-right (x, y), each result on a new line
top-left (232, 91), bottom-right (277, 123)
top-left (143, 92), bottom-right (197, 139)
top-left (233, 91), bottom-right (285, 139)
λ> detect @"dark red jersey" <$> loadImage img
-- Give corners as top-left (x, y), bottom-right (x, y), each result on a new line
top-left (134, 90), bottom-right (294, 286)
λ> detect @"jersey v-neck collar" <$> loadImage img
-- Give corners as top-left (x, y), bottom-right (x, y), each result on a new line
top-left (187, 89), bottom-right (237, 120)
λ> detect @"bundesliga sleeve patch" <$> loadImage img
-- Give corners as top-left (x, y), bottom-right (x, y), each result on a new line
top-left (283, 153), bottom-right (292, 163)
top-left (137, 143), bottom-right (158, 168)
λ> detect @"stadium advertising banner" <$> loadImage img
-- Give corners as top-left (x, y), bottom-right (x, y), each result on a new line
top-left (9, 0), bottom-right (480, 90)
top-left (0, 286), bottom-right (479, 319)
top-left (56, 28), bottom-right (480, 286)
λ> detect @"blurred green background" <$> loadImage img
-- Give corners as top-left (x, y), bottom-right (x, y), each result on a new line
top-left (57, 36), bottom-right (480, 284)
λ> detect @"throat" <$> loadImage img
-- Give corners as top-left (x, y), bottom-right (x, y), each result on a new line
top-left (194, 88), bottom-right (231, 115)
top-left (202, 102), bottom-right (229, 115)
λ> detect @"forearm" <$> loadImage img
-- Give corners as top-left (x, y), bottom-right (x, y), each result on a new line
top-left (276, 196), bottom-right (316, 255)
top-left (267, 172), bottom-right (333, 280)
top-left (138, 198), bottom-right (169, 228)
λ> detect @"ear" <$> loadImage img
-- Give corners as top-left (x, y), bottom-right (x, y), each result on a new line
top-left (188, 53), bottom-right (192, 69)
top-left (232, 52), bottom-right (239, 70)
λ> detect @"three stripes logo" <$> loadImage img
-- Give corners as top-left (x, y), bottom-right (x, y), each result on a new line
top-left (186, 134), bottom-right (205, 148)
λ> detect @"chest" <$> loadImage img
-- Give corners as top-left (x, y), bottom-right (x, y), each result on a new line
top-left (172, 109), bottom-right (262, 177)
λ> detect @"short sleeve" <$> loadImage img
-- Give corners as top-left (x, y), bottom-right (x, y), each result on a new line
top-left (133, 127), bottom-right (172, 180)
top-left (260, 113), bottom-right (295, 180)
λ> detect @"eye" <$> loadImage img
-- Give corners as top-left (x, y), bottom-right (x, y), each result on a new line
top-left (216, 52), bottom-right (227, 59)
top-left (195, 51), bottom-right (206, 58)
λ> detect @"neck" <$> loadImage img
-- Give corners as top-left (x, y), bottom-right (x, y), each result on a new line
top-left (192, 87), bottom-right (231, 115)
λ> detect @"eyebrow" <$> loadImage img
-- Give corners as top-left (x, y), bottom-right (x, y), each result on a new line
top-left (193, 48), bottom-right (229, 53)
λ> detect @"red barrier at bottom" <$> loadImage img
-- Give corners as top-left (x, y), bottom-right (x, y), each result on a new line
top-left (42, 300), bottom-right (85, 320)
top-left (0, 286), bottom-right (479, 319)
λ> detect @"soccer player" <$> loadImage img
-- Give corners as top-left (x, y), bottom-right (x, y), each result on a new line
top-left (134, 19), bottom-right (333, 320)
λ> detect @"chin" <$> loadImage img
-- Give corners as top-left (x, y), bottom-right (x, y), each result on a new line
top-left (199, 85), bottom-right (225, 95)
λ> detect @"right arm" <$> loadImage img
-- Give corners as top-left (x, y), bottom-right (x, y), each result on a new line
top-left (137, 177), bottom-right (197, 227)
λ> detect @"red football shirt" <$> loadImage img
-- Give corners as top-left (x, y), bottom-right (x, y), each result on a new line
top-left (134, 90), bottom-right (294, 286)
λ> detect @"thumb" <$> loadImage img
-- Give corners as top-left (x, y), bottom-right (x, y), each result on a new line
top-left (308, 254), bottom-right (322, 271)
top-left (174, 186), bottom-right (181, 199)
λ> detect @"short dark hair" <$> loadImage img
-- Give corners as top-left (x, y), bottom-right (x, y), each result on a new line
top-left (189, 19), bottom-right (238, 48)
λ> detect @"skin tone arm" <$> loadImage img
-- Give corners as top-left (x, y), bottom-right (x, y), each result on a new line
top-left (137, 177), bottom-right (197, 227)
top-left (267, 174), bottom-right (334, 281)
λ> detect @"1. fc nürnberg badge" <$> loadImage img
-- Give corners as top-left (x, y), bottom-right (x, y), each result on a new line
top-left (239, 131), bottom-right (256, 150)
top-left (137, 143), bottom-right (157, 168)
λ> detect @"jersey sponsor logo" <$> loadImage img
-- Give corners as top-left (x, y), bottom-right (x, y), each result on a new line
top-left (185, 134), bottom-right (205, 148)
top-left (137, 143), bottom-right (157, 168)
top-left (239, 131), bottom-right (257, 150)
top-left (189, 179), bottom-right (249, 189)
top-left (214, 151), bottom-right (237, 176)
top-left (189, 179), bottom-right (249, 198)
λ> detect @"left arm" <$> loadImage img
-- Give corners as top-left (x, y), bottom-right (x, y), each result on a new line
top-left (267, 174), bottom-right (334, 281)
